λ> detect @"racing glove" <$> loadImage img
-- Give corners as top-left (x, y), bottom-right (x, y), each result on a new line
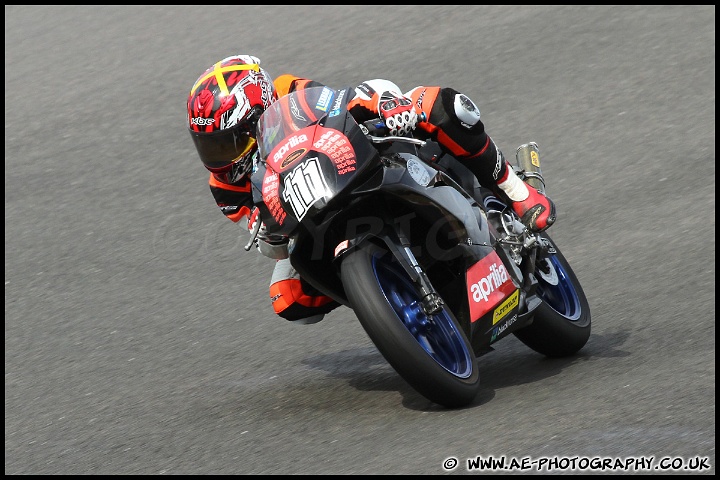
top-left (378, 92), bottom-right (418, 136)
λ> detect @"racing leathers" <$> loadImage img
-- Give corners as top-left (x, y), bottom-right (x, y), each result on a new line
top-left (207, 75), bottom-right (555, 323)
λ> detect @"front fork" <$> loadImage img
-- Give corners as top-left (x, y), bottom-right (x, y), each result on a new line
top-left (379, 228), bottom-right (444, 316)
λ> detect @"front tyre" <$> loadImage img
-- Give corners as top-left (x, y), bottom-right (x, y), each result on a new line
top-left (341, 243), bottom-right (480, 408)
top-left (513, 233), bottom-right (591, 357)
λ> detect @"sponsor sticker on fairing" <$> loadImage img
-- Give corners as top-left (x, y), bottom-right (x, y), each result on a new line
top-left (329, 88), bottom-right (346, 117)
top-left (315, 87), bottom-right (334, 112)
top-left (493, 289), bottom-right (519, 325)
top-left (262, 170), bottom-right (286, 225)
top-left (466, 251), bottom-right (517, 322)
top-left (491, 314), bottom-right (518, 342)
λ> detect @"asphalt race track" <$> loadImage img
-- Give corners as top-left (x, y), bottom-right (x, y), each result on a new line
top-left (5, 5), bottom-right (715, 475)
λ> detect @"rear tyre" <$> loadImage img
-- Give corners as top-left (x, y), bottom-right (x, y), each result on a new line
top-left (341, 243), bottom-right (480, 408)
top-left (513, 233), bottom-right (591, 357)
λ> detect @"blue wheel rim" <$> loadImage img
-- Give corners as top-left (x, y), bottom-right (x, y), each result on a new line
top-left (372, 254), bottom-right (474, 378)
top-left (536, 255), bottom-right (582, 321)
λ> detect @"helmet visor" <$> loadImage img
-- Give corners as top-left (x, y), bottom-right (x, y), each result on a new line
top-left (190, 124), bottom-right (256, 173)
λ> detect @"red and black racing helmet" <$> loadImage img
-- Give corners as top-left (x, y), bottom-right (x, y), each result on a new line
top-left (187, 55), bottom-right (277, 182)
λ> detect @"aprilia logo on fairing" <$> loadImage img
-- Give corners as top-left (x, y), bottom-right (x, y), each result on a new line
top-left (470, 262), bottom-right (509, 302)
top-left (466, 251), bottom-right (517, 323)
top-left (273, 134), bottom-right (308, 164)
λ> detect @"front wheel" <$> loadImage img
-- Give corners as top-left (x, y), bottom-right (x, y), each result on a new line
top-left (513, 233), bottom-right (591, 357)
top-left (341, 243), bottom-right (480, 408)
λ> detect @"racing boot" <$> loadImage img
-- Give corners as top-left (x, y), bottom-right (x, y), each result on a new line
top-left (496, 164), bottom-right (556, 232)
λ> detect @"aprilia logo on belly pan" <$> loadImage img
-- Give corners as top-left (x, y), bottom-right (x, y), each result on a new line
top-left (470, 261), bottom-right (508, 302)
top-left (466, 251), bottom-right (517, 322)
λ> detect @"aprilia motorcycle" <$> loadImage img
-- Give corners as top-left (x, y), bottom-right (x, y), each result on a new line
top-left (246, 86), bottom-right (590, 408)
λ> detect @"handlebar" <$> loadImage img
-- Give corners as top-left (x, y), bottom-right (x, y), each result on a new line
top-left (367, 135), bottom-right (427, 146)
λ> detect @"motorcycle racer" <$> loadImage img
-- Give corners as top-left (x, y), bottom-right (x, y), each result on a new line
top-left (186, 54), bottom-right (556, 324)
